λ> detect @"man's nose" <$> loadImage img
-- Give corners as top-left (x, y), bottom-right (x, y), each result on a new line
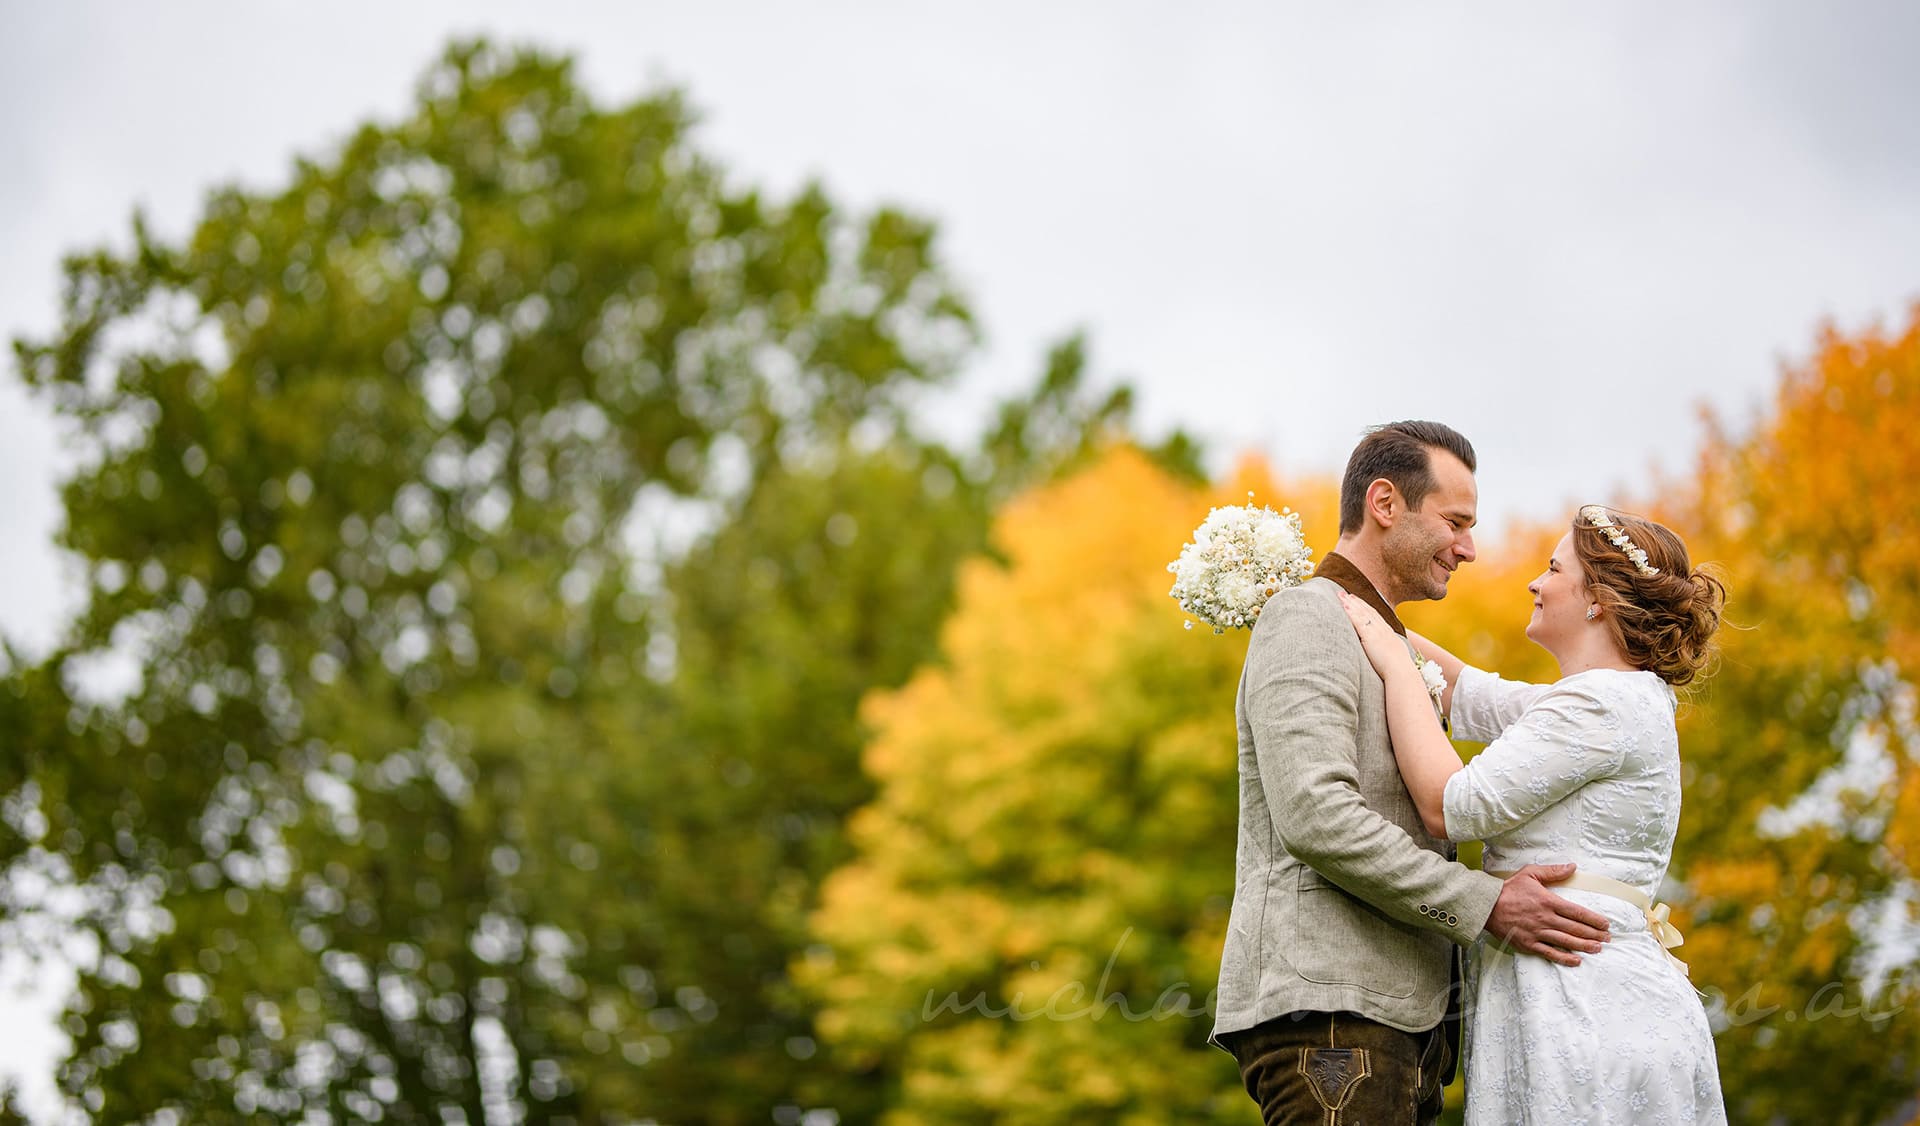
top-left (1455, 531), bottom-right (1477, 563)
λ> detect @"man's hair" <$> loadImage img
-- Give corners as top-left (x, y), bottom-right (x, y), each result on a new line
top-left (1337, 421), bottom-right (1478, 534)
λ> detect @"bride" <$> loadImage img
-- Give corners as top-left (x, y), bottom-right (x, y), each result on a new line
top-left (1337, 505), bottom-right (1728, 1124)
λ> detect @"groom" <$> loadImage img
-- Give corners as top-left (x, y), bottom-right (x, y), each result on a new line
top-left (1211, 421), bottom-right (1611, 1125)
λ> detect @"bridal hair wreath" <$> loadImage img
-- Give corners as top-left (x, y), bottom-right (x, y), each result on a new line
top-left (1579, 505), bottom-right (1660, 577)
top-left (1167, 492), bottom-right (1317, 633)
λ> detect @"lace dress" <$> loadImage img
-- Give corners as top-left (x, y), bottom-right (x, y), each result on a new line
top-left (1445, 666), bottom-right (1726, 1125)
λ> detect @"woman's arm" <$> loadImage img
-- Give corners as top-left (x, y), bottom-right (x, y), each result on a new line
top-left (1405, 629), bottom-right (1466, 716)
top-left (1338, 593), bottom-right (1462, 838)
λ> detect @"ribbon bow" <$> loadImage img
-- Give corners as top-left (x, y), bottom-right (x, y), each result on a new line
top-left (1646, 901), bottom-right (1689, 978)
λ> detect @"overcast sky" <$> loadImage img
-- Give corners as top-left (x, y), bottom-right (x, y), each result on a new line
top-left (2, 1), bottom-right (1918, 1115)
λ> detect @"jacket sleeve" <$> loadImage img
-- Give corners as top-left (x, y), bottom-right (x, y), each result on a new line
top-left (1250, 586), bottom-right (1503, 943)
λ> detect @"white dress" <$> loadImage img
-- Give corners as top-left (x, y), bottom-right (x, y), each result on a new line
top-left (1445, 666), bottom-right (1726, 1125)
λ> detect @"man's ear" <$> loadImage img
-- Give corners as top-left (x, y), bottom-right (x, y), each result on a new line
top-left (1367, 479), bottom-right (1397, 527)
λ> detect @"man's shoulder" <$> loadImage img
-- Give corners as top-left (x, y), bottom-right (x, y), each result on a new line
top-left (1250, 577), bottom-right (1356, 655)
top-left (1259, 576), bottom-right (1345, 626)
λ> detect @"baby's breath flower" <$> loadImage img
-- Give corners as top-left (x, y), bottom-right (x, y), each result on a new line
top-left (1167, 499), bottom-right (1316, 632)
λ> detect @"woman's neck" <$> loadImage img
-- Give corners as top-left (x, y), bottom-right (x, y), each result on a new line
top-left (1551, 635), bottom-right (1638, 678)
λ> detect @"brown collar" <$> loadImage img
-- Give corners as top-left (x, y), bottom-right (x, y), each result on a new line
top-left (1314, 552), bottom-right (1407, 637)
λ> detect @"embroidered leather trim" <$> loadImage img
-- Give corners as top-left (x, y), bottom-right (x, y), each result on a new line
top-left (1298, 1047), bottom-right (1372, 1124)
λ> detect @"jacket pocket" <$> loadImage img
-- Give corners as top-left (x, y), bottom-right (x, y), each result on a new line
top-left (1290, 868), bottom-right (1421, 998)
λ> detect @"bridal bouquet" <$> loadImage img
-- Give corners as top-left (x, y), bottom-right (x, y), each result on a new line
top-left (1167, 496), bottom-right (1316, 633)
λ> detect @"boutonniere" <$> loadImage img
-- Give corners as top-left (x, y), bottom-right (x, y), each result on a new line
top-left (1415, 654), bottom-right (1446, 703)
top-left (1414, 653), bottom-right (1449, 734)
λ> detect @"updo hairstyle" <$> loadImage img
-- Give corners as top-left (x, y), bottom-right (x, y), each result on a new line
top-left (1572, 509), bottom-right (1728, 687)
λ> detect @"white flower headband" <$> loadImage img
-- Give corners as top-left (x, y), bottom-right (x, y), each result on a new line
top-left (1579, 505), bottom-right (1660, 576)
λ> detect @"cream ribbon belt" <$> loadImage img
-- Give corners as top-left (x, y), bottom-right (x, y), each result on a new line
top-left (1486, 870), bottom-right (1689, 978)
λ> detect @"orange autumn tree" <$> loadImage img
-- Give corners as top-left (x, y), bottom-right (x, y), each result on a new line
top-left (1652, 307), bottom-right (1920, 1123)
top-left (800, 446), bottom-right (1338, 1122)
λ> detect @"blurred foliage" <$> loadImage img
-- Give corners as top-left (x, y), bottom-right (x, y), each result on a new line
top-left (626, 352), bottom-right (1191, 1123)
top-left (0, 38), bottom-right (1189, 1125)
top-left (1655, 306), bottom-right (1920, 1124)
top-left (0, 1082), bottom-right (28, 1126)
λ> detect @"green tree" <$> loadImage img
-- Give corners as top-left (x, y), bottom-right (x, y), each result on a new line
top-left (4, 39), bottom-right (977, 1123)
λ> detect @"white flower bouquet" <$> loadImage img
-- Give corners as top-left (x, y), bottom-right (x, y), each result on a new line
top-left (1167, 495), bottom-right (1317, 633)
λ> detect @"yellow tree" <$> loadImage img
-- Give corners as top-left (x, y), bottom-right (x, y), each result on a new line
top-left (801, 446), bottom-right (1338, 1122)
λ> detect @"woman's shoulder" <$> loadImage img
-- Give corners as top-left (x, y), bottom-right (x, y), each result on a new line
top-left (1545, 669), bottom-right (1680, 763)
top-left (1519, 669), bottom-right (1676, 731)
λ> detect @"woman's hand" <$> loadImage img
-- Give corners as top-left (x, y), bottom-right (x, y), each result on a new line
top-left (1337, 590), bottom-right (1415, 681)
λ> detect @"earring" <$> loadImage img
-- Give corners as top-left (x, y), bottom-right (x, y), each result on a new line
top-left (1585, 605), bottom-right (1598, 621)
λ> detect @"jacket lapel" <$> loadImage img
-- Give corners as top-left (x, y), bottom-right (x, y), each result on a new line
top-left (1313, 552), bottom-right (1406, 638)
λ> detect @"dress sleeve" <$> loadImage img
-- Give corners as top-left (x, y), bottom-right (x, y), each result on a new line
top-left (1449, 665), bottom-right (1554, 743)
top-left (1441, 679), bottom-right (1625, 843)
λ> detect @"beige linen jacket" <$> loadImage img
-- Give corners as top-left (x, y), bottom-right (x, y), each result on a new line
top-left (1212, 574), bottom-right (1504, 1042)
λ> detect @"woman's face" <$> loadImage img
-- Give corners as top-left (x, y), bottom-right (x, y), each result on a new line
top-left (1525, 531), bottom-right (1590, 650)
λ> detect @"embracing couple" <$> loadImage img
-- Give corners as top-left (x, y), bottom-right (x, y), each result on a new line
top-left (1211, 421), bottom-right (1728, 1124)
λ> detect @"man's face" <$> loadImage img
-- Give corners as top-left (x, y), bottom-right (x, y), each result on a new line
top-left (1381, 451), bottom-right (1478, 602)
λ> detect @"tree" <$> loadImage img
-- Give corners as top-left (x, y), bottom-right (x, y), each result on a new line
top-left (4, 39), bottom-right (977, 1123)
top-left (1651, 307), bottom-right (1920, 1124)
top-left (801, 447), bottom-right (1338, 1122)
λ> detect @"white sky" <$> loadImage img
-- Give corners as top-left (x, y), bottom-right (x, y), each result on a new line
top-left (1, 2), bottom-right (1918, 1118)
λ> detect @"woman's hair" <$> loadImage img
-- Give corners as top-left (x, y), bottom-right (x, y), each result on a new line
top-left (1572, 508), bottom-right (1728, 687)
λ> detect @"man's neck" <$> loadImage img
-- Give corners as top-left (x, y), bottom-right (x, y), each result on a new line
top-left (1330, 536), bottom-right (1401, 607)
